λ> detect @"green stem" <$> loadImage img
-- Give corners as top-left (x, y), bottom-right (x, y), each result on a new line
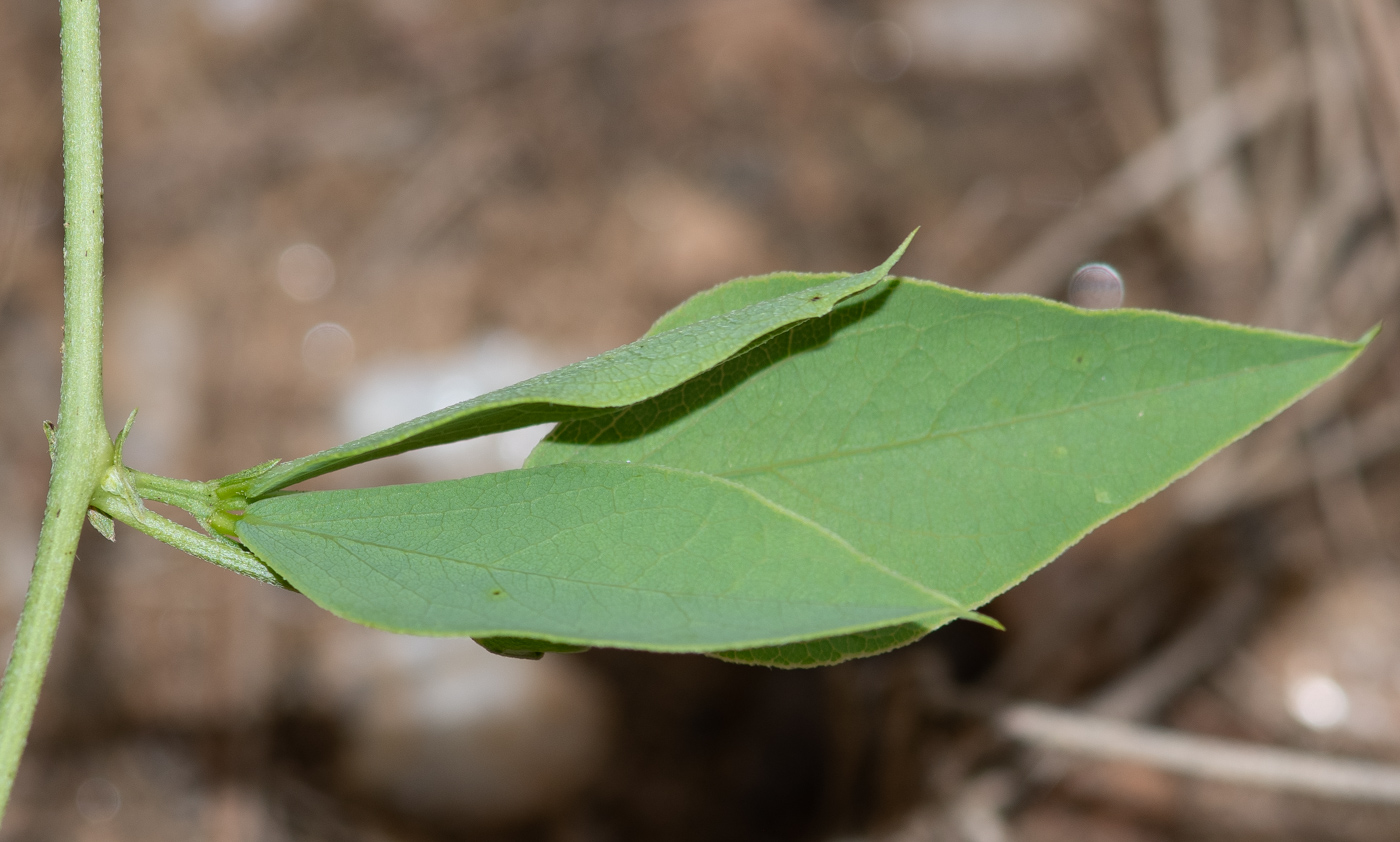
top-left (125, 469), bottom-right (219, 521)
top-left (90, 471), bottom-right (291, 589)
top-left (0, 0), bottom-right (108, 822)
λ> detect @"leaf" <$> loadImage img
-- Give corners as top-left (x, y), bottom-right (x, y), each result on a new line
top-left (235, 462), bottom-right (967, 650)
top-left (86, 508), bottom-right (115, 541)
top-left (236, 266), bottom-right (1366, 665)
top-left (246, 236), bottom-right (915, 498)
top-left (708, 622), bottom-right (934, 667)
top-left (526, 276), bottom-right (1369, 663)
top-left (473, 637), bottom-right (592, 660)
top-left (645, 272), bottom-right (852, 337)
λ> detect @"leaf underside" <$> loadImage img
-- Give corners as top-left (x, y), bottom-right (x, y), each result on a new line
top-left (237, 269), bottom-right (1367, 667)
top-left (238, 462), bottom-right (963, 650)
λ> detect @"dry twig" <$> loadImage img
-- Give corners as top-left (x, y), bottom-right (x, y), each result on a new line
top-left (1154, 0), bottom-right (1261, 316)
top-left (1084, 578), bottom-right (1261, 722)
top-left (1306, 417), bottom-right (1389, 563)
top-left (1252, 167), bottom-right (1383, 331)
top-left (984, 54), bottom-right (1309, 297)
top-left (1001, 703), bottom-right (1400, 804)
top-left (1349, 0), bottom-right (1400, 242)
top-left (950, 771), bottom-right (1015, 842)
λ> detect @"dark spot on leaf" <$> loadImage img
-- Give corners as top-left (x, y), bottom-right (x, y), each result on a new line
top-left (1075, 355), bottom-right (1083, 363)
top-left (810, 295), bottom-right (822, 302)
top-left (490, 589), bottom-right (504, 596)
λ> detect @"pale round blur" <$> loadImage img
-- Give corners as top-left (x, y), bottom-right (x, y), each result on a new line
top-left (1066, 262), bottom-right (1125, 309)
top-left (277, 242), bottom-right (336, 302)
top-left (301, 322), bottom-right (355, 377)
top-left (74, 778), bottom-right (121, 825)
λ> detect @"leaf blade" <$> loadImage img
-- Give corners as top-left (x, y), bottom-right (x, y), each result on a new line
top-left (247, 236), bottom-right (914, 497)
top-left (531, 278), bottom-right (1368, 620)
top-left (236, 462), bottom-right (963, 650)
top-left (241, 269), bottom-right (1366, 663)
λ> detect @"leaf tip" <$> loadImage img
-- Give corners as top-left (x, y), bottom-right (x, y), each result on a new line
top-left (962, 610), bottom-right (1005, 632)
top-left (884, 229), bottom-right (918, 273)
top-left (113, 408), bottom-right (138, 465)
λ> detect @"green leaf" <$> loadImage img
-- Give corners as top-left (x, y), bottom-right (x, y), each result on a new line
top-left (645, 272), bottom-right (852, 337)
top-left (235, 463), bottom-right (967, 650)
top-left (525, 277), bottom-right (1369, 663)
top-left (236, 263), bottom-right (1366, 666)
top-left (708, 622), bottom-right (935, 667)
top-left (86, 508), bottom-right (115, 541)
top-left (473, 637), bottom-right (592, 660)
top-left (246, 235), bottom-right (915, 498)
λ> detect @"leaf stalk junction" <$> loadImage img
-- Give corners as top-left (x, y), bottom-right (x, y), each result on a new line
top-left (84, 417), bottom-right (290, 589)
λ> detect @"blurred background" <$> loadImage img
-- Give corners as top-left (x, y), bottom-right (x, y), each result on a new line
top-left (3, 0), bottom-right (1400, 839)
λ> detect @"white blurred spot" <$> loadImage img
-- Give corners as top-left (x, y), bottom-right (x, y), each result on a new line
top-left (76, 777), bottom-right (121, 824)
top-left (894, 0), bottom-right (1097, 78)
top-left (341, 331), bottom-right (570, 480)
top-left (198, 0), bottom-right (294, 34)
top-left (1067, 263), bottom-right (1124, 309)
top-left (277, 243), bottom-right (336, 302)
top-left (850, 21), bottom-right (914, 83)
top-left (1288, 673), bottom-right (1350, 731)
top-left (302, 322), bottom-right (355, 377)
